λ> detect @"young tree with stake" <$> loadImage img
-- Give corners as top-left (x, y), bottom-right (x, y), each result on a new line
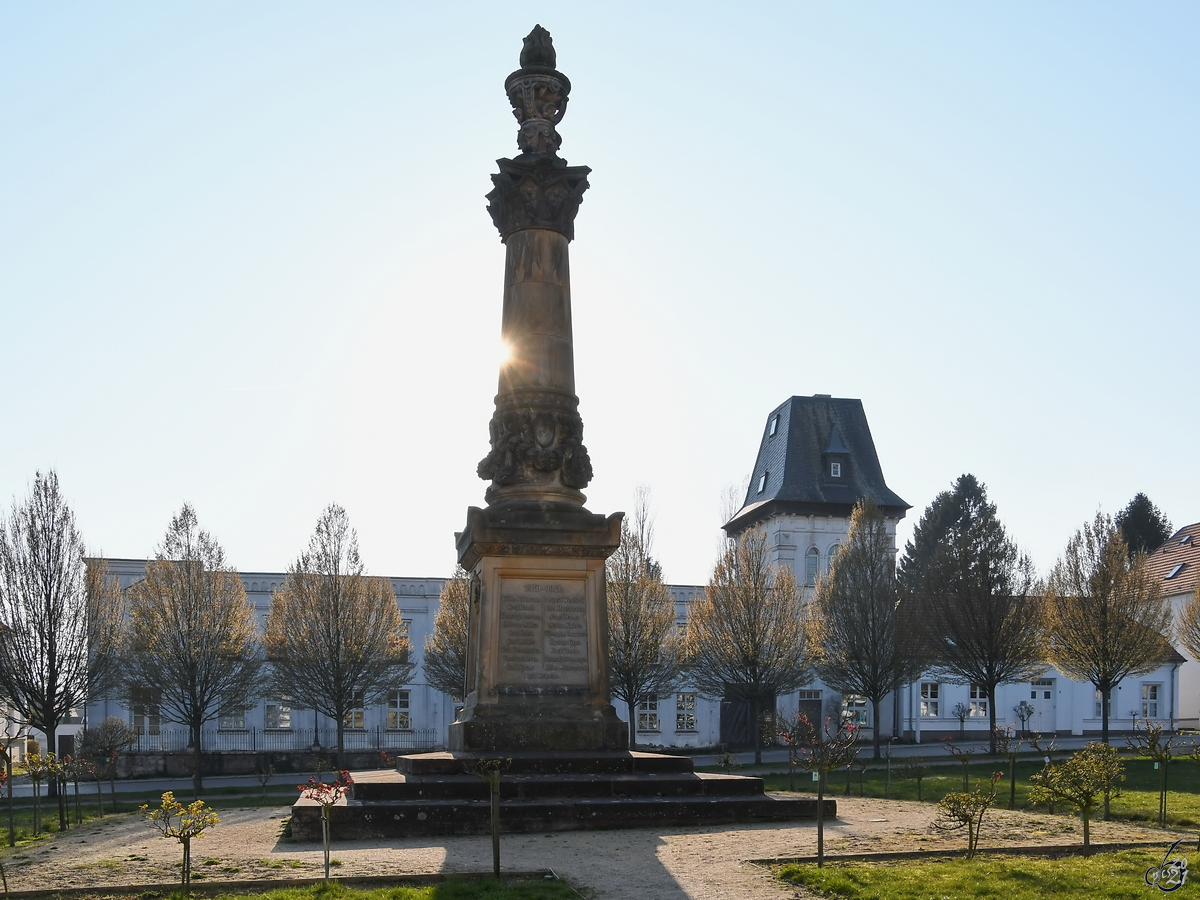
top-left (1029, 742), bottom-right (1124, 848)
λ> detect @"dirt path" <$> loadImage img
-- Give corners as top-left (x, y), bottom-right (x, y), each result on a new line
top-left (5, 798), bottom-right (1184, 899)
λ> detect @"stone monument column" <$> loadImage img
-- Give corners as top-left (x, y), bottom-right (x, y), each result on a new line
top-left (450, 25), bottom-right (627, 752)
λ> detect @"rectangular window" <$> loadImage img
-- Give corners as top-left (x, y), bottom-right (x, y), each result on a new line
top-left (769, 415), bottom-right (779, 437)
top-left (842, 695), bottom-right (869, 726)
top-left (969, 684), bottom-right (988, 717)
top-left (920, 682), bottom-right (939, 718)
top-left (265, 699), bottom-right (292, 730)
top-left (798, 690), bottom-right (822, 701)
top-left (637, 697), bottom-right (660, 732)
top-left (218, 709), bottom-right (245, 730)
top-left (388, 689), bottom-right (411, 730)
top-left (131, 687), bottom-right (161, 736)
top-left (675, 693), bottom-right (696, 732)
top-left (400, 618), bottom-right (412, 635)
top-left (344, 691), bottom-right (365, 730)
top-left (757, 473), bottom-right (768, 494)
top-left (1094, 690), bottom-right (1111, 719)
top-left (1142, 683), bottom-right (1160, 718)
top-left (830, 462), bottom-right (841, 477)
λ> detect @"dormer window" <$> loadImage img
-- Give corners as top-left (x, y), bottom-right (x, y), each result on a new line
top-left (757, 473), bottom-right (768, 494)
top-left (830, 462), bottom-right (841, 478)
top-left (769, 415), bottom-right (779, 437)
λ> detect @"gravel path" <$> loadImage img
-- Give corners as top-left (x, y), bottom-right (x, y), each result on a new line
top-left (4, 798), bottom-right (1184, 899)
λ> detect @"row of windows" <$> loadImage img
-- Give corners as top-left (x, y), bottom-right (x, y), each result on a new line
top-left (131, 689), bottom-right (413, 735)
top-left (916, 681), bottom-right (1165, 720)
top-left (637, 693), bottom-right (696, 733)
top-left (1094, 684), bottom-right (1161, 719)
top-left (635, 691), bottom-right (873, 732)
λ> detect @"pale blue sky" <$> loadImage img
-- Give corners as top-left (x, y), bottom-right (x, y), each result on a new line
top-left (2, 3), bottom-right (1197, 584)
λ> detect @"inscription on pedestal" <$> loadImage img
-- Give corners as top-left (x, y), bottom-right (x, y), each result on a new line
top-left (498, 579), bottom-right (588, 685)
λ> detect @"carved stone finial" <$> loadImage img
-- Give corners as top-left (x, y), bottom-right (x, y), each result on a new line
top-left (520, 25), bottom-right (556, 68)
top-left (505, 26), bottom-right (571, 157)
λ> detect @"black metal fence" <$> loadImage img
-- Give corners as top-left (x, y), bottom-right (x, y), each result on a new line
top-left (128, 727), bottom-right (438, 754)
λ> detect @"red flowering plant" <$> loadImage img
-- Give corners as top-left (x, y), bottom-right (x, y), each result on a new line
top-left (778, 712), bottom-right (859, 868)
top-left (299, 770), bottom-right (353, 880)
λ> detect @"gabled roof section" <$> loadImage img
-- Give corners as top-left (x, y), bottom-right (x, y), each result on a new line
top-left (724, 394), bottom-right (910, 535)
top-left (1146, 522), bottom-right (1200, 598)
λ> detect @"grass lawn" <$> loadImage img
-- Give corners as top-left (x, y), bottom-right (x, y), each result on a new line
top-left (757, 755), bottom-right (1200, 828)
top-left (21, 879), bottom-right (578, 900)
top-left (777, 849), bottom-right (1177, 900)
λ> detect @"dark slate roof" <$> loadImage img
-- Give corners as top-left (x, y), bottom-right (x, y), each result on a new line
top-left (724, 395), bottom-right (910, 534)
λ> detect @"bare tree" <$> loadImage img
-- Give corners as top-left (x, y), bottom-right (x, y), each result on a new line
top-left (78, 716), bottom-right (137, 811)
top-left (423, 567), bottom-right (470, 700)
top-left (0, 472), bottom-right (101, 819)
top-left (1045, 512), bottom-right (1171, 744)
top-left (607, 488), bottom-right (681, 748)
top-left (685, 530), bottom-right (810, 764)
top-left (265, 505), bottom-right (413, 767)
top-left (898, 475), bottom-right (1043, 753)
top-left (810, 498), bottom-right (924, 759)
top-left (123, 504), bottom-right (264, 795)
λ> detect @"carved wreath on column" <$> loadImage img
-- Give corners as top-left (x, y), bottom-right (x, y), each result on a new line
top-left (477, 407), bottom-right (593, 489)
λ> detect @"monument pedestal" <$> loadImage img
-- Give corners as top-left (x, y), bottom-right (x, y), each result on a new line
top-left (290, 751), bottom-right (834, 840)
top-left (449, 500), bottom-right (627, 752)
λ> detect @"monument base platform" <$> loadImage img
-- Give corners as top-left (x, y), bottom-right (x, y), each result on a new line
top-left (290, 751), bottom-right (834, 840)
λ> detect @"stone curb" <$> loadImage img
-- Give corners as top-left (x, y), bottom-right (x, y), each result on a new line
top-left (0, 870), bottom-right (560, 899)
top-left (747, 839), bottom-right (1192, 867)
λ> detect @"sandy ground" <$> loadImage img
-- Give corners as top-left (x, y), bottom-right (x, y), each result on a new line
top-left (4, 797), bottom-right (1184, 899)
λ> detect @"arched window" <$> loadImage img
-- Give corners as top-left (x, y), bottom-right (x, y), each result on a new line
top-left (826, 544), bottom-right (841, 572)
top-left (804, 547), bottom-right (820, 586)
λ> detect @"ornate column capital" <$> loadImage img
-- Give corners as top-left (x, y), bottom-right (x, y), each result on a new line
top-left (486, 156), bottom-right (590, 241)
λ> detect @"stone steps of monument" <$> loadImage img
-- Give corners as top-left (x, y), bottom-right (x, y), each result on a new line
top-left (293, 794), bottom-right (833, 839)
top-left (352, 771), bottom-right (765, 802)
top-left (396, 750), bottom-right (696, 777)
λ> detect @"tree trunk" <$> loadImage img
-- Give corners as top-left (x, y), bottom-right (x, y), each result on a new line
top-left (1101, 686), bottom-right (1111, 745)
top-left (336, 719), bottom-right (346, 770)
top-left (816, 769), bottom-right (826, 867)
top-left (490, 775), bottom-right (501, 878)
top-left (191, 721), bottom-right (203, 797)
top-left (183, 835), bottom-right (191, 889)
top-left (988, 686), bottom-right (998, 753)
top-left (5, 755), bottom-right (13, 846)
top-left (870, 698), bottom-right (881, 760)
top-left (95, 776), bottom-right (104, 817)
top-left (1082, 808), bottom-right (1091, 848)
top-left (57, 775), bottom-right (67, 830)
top-left (1008, 764), bottom-right (1016, 810)
top-left (627, 698), bottom-right (637, 750)
top-left (751, 695), bottom-right (762, 765)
